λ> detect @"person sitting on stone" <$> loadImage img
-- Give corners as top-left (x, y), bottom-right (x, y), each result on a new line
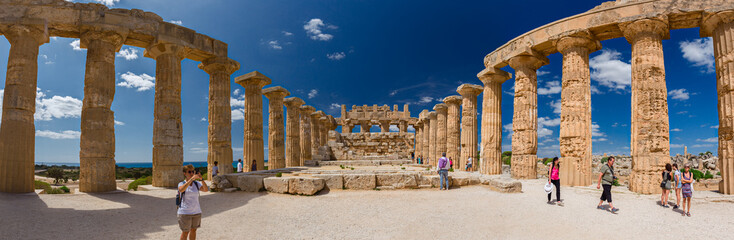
top-left (211, 161), bottom-right (219, 178)
top-left (178, 164), bottom-right (209, 240)
top-left (251, 159), bottom-right (257, 171)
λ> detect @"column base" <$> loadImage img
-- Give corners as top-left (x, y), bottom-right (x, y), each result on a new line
top-left (79, 157), bottom-right (117, 192)
top-left (511, 154), bottom-right (537, 179)
top-left (629, 155), bottom-right (666, 194)
top-left (152, 164), bottom-right (184, 187)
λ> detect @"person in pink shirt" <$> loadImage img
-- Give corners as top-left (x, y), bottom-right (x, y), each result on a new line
top-left (547, 157), bottom-right (561, 204)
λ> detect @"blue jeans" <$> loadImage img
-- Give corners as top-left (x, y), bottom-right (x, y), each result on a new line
top-left (439, 169), bottom-right (449, 189)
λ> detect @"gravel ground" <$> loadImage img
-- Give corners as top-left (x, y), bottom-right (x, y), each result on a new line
top-left (2, 179), bottom-right (733, 240)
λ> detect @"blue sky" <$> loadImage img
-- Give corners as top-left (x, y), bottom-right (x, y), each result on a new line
top-left (0, 0), bottom-right (720, 163)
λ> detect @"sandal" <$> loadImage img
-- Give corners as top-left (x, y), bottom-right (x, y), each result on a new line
top-left (597, 205), bottom-right (604, 210)
top-left (686, 212), bottom-right (691, 217)
top-left (611, 207), bottom-right (619, 213)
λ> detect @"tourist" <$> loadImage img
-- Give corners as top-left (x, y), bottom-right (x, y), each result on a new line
top-left (466, 157), bottom-right (473, 172)
top-left (237, 159), bottom-right (243, 173)
top-left (211, 161), bottom-right (219, 177)
top-left (660, 163), bottom-right (673, 207)
top-left (251, 159), bottom-right (257, 171)
top-left (673, 163), bottom-right (681, 209)
top-left (418, 155), bottom-right (422, 164)
top-left (178, 164), bottom-right (209, 240)
top-left (438, 153), bottom-right (450, 190)
top-left (547, 157), bottom-right (561, 204)
top-left (681, 163), bottom-right (693, 217)
top-left (449, 157), bottom-right (454, 169)
top-left (596, 156), bottom-right (619, 213)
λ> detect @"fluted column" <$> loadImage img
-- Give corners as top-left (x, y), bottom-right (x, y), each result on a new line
top-left (310, 111), bottom-right (324, 155)
top-left (235, 71), bottom-right (271, 171)
top-left (284, 97), bottom-right (305, 167)
top-left (320, 116), bottom-right (329, 146)
top-left (621, 18), bottom-right (670, 194)
top-left (434, 104), bottom-right (448, 162)
top-left (379, 120), bottom-right (391, 132)
top-left (300, 105), bottom-right (316, 165)
top-left (0, 24), bottom-right (49, 193)
top-left (263, 87), bottom-right (290, 170)
top-left (508, 53), bottom-right (548, 179)
top-left (79, 29), bottom-right (126, 192)
top-left (702, 10), bottom-right (734, 195)
top-left (420, 110), bottom-right (431, 164)
top-left (444, 96), bottom-right (462, 170)
top-left (458, 84), bottom-right (484, 173)
top-left (146, 42), bottom-right (189, 187)
top-left (399, 121), bottom-right (408, 132)
top-left (361, 120), bottom-right (371, 133)
top-left (199, 57), bottom-right (239, 180)
top-left (477, 70), bottom-right (510, 175)
top-left (428, 112), bottom-right (438, 166)
top-left (415, 121), bottom-right (424, 162)
top-left (556, 33), bottom-right (600, 187)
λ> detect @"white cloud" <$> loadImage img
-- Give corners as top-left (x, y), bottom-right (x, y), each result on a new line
top-left (697, 137), bottom-right (717, 143)
top-left (389, 125), bottom-right (399, 132)
top-left (692, 144), bottom-right (715, 148)
top-left (231, 109), bottom-right (245, 121)
top-left (592, 137), bottom-right (608, 142)
top-left (668, 88), bottom-right (690, 101)
top-left (70, 39), bottom-right (83, 51)
top-left (327, 52), bottom-right (346, 60)
top-left (538, 127), bottom-right (553, 138)
top-left (419, 97), bottom-right (433, 104)
top-left (35, 89), bottom-right (83, 121)
top-left (407, 125), bottom-right (415, 132)
top-left (537, 70), bottom-right (550, 76)
top-left (200, 117), bottom-right (207, 122)
top-left (670, 128), bottom-right (682, 132)
top-left (590, 49), bottom-right (631, 90)
top-left (670, 144), bottom-right (684, 148)
top-left (41, 54), bottom-right (54, 64)
top-left (308, 89), bottom-right (318, 99)
top-left (549, 100), bottom-right (561, 114)
top-left (116, 48), bottom-right (139, 60)
top-left (538, 81), bottom-right (561, 95)
top-left (168, 20), bottom-right (183, 25)
top-left (190, 147), bottom-right (208, 154)
top-left (118, 72), bottom-right (155, 91)
top-left (590, 85), bottom-right (601, 94)
top-left (93, 0), bottom-right (119, 6)
top-left (231, 97), bottom-right (245, 108)
top-left (304, 18), bottom-right (335, 41)
top-left (592, 123), bottom-right (605, 137)
top-left (503, 123), bottom-right (513, 132)
top-left (330, 103), bottom-right (341, 110)
top-left (114, 120), bottom-right (125, 126)
top-left (679, 37), bottom-right (714, 73)
top-left (711, 125), bottom-right (719, 129)
top-left (268, 40), bottom-right (283, 50)
top-left (35, 130), bottom-right (80, 139)
top-left (233, 89), bottom-right (241, 96)
top-left (282, 31), bottom-right (293, 36)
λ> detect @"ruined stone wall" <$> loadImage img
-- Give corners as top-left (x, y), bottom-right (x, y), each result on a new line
top-left (328, 132), bottom-right (415, 160)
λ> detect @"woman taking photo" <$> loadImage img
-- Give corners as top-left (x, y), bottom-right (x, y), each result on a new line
top-left (547, 157), bottom-right (561, 204)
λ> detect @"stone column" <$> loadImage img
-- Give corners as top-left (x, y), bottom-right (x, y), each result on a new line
top-left (342, 119), bottom-right (352, 134)
top-left (310, 111), bottom-right (324, 154)
top-left (320, 116), bottom-right (330, 146)
top-left (284, 97), bottom-right (305, 167)
top-left (443, 96), bottom-right (462, 170)
top-left (145, 42), bottom-right (189, 187)
top-left (399, 121), bottom-right (408, 133)
top-left (379, 120), bottom-right (391, 132)
top-left (556, 33), bottom-right (600, 187)
top-left (458, 84), bottom-right (484, 173)
top-left (415, 121), bottom-right (424, 162)
top-left (78, 29), bottom-right (126, 192)
top-left (199, 57), bottom-right (239, 180)
top-left (621, 18), bottom-right (670, 194)
top-left (702, 10), bottom-right (734, 195)
top-left (0, 23), bottom-right (48, 193)
top-left (361, 120), bottom-right (371, 133)
top-left (434, 104), bottom-right (448, 162)
top-left (477, 70), bottom-right (510, 175)
top-left (263, 87), bottom-right (290, 170)
top-left (428, 112), bottom-right (438, 166)
top-left (508, 53), bottom-right (548, 179)
top-left (420, 110), bottom-right (431, 163)
top-left (300, 105), bottom-right (316, 165)
top-left (235, 71), bottom-right (271, 171)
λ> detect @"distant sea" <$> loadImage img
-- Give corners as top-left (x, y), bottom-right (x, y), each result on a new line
top-left (37, 160), bottom-right (268, 169)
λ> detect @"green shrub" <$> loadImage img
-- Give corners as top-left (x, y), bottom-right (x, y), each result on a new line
top-left (426, 167), bottom-right (430, 170)
top-left (691, 169), bottom-right (704, 181)
top-left (46, 167), bottom-right (65, 184)
top-left (502, 156), bottom-right (511, 165)
top-left (264, 166), bottom-right (269, 170)
top-left (350, 167), bottom-right (355, 170)
top-left (59, 186), bottom-right (70, 193)
top-left (401, 167), bottom-right (405, 170)
top-left (127, 176), bottom-right (152, 191)
top-left (612, 179), bottom-right (621, 187)
top-left (275, 173), bottom-right (282, 177)
top-left (34, 180), bottom-right (51, 191)
top-left (46, 187), bottom-right (65, 194)
top-left (448, 168), bottom-right (454, 172)
top-left (704, 170), bottom-right (714, 179)
top-left (502, 151), bottom-right (512, 157)
top-left (543, 158), bottom-right (553, 165)
top-left (717, 172), bottom-right (722, 176)
top-left (600, 157), bottom-right (608, 164)
top-left (705, 151), bottom-right (712, 155)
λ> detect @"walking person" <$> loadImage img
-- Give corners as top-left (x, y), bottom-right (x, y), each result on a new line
top-left (466, 157), bottom-right (473, 172)
top-left (597, 156), bottom-right (619, 213)
top-left (178, 164), bottom-right (209, 240)
top-left (236, 159), bottom-right (243, 173)
top-left (438, 153), bottom-right (450, 190)
top-left (449, 157), bottom-right (454, 169)
top-left (681, 163), bottom-right (694, 217)
top-left (547, 157), bottom-right (561, 204)
top-left (660, 163), bottom-right (673, 207)
top-left (211, 161), bottom-right (219, 178)
top-left (673, 163), bottom-right (682, 209)
top-left (251, 159), bottom-right (257, 171)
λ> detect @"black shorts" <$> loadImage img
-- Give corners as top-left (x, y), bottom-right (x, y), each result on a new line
top-left (600, 184), bottom-right (612, 202)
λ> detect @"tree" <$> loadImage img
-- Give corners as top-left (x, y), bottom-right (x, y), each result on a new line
top-left (46, 167), bottom-right (65, 185)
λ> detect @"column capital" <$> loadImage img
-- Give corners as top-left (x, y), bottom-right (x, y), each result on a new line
top-left (428, 111), bottom-right (437, 119)
top-left (554, 31), bottom-right (601, 54)
top-left (79, 26), bottom-right (128, 51)
top-left (701, 10), bottom-right (734, 37)
top-left (0, 22), bottom-right (49, 45)
top-left (235, 71), bottom-right (272, 88)
top-left (262, 86), bottom-right (290, 100)
top-left (477, 67), bottom-right (511, 85)
top-left (620, 17), bottom-right (670, 43)
top-left (443, 95), bottom-right (463, 106)
top-left (144, 42), bottom-right (189, 60)
top-left (311, 110), bottom-right (325, 119)
top-left (199, 56), bottom-right (240, 75)
top-left (433, 103), bottom-right (448, 113)
top-left (457, 84), bottom-right (483, 98)
top-left (283, 97), bottom-right (305, 108)
top-left (300, 105), bottom-right (316, 115)
top-left (508, 54), bottom-right (548, 71)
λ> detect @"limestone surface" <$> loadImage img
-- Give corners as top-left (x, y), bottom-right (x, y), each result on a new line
top-left (343, 174), bottom-right (377, 190)
top-left (235, 71), bottom-right (271, 171)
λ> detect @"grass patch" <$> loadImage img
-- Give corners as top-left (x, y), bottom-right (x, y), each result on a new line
top-left (276, 172), bottom-right (282, 177)
top-left (127, 176), bottom-right (152, 191)
top-left (59, 186), bottom-right (70, 193)
top-left (46, 187), bottom-right (66, 194)
top-left (401, 167), bottom-right (405, 170)
top-left (34, 180), bottom-right (51, 191)
top-left (448, 168), bottom-right (454, 172)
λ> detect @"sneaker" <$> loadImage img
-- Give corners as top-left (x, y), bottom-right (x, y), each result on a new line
top-left (673, 205), bottom-right (679, 209)
top-left (547, 201), bottom-right (554, 204)
top-left (611, 208), bottom-right (619, 213)
top-left (597, 205), bottom-right (604, 210)
top-left (664, 205), bottom-right (670, 208)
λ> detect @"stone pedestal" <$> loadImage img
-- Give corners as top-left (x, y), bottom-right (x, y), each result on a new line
top-left (199, 57), bottom-right (239, 180)
top-left (477, 69), bottom-right (510, 175)
top-left (79, 29), bottom-right (126, 192)
top-left (428, 112), bottom-right (438, 166)
top-left (434, 104), bottom-right (448, 161)
top-left (702, 10), bottom-right (734, 195)
top-left (263, 87), bottom-right (290, 170)
top-left (300, 105), bottom-right (316, 165)
top-left (0, 24), bottom-right (48, 193)
top-left (145, 42), bottom-right (189, 187)
top-left (508, 53), bottom-right (548, 179)
top-left (310, 111), bottom-right (324, 155)
top-left (621, 18), bottom-right (670, 194)
top-left (235, 71), bottom-right (271, 171)
top-left (444, 96), bottom-right (462, 169)
top-left (556, 33), bottom-right (599, 187)
top-left (284, 97), bottom-right (305, 167)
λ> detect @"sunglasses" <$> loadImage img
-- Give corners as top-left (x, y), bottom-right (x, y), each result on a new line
top-left (186, 170), bottom-right (196, 174)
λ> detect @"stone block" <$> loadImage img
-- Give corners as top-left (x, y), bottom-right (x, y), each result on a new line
top-left (376, 173), bottom-right (418, 189)
top-left (343, 174), bottom-right (376, 190)
top-left (224, 188), bottom-right (238, 192)
top-left (216, 177), bottom-right (233, 189)
top-left (480, 175), bottom-right (522, 193)
top-left (288, 177), bottom-right (325, 195)
top-left (376, 186), bottom-right (395, 190)
top-left (230, 174), bottom-right (266, 192)
top-left (419, 184), bottom-right (432, 189)
top-left (451, 176), bottom-right (470, 186)
top-left (312, 174), bottom-right (344, 190)
top-left (263, 177), bottom-right (290, 194)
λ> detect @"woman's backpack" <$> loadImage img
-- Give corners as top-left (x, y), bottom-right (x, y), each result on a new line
top-left (176, 181), bottom-right (200, 208)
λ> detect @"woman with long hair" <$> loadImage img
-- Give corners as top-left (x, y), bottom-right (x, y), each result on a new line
top-left (547, 157), bottom-right (561, 204)
top-left (681, 163), bottom-right (694, 216)
top-left (660, 163), bottom-right (673, 207)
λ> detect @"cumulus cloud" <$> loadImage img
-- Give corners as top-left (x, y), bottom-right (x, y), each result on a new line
top-left (304, 18), bottom-right (335, 41)
top-left (70, 39), bottom-right (83, 51)
top-left (389, 125), bottom-right (399, 132)
top-left (327, 52), bottom-right (346, 60)
top-left (114, 120), bottom-right (125, 126)
top-left (268, 40), bottom-right (283, 50)
top-left (407, 125), bottom-right (415, 132)
top-left (538, 81), bottom-right (561, 95)
top-left (697, 137), bottom-right (717, 143)
top-left (118, 72), bottom-right (155, 91)
top-left (590, 49), bottom-right (631, 90)
top-left (308, 89), bottom-right (318, 99)
top-left (668, 88), bottom-right (690, 101)
top-left (282, 31), bottom-right (293, 36)
top-left (231, 109), bottom-right (245, 121)
top-left (679, 37), bottom-right (714, 73)
top-left (330, 103), bottom-right (341, 110)
top-left (41, 54), bottom-right (55, 64)
top-left (34, 89), bottom-right (83, 121)
top-left (116, 48), bottom-right (139, 60)
top-left (419, 97), bottom-right (434, 104)
top-left (711, 125), bottom-right (719, 129)
top-left (200, 117), bottom-right (207, 122)
top-left (233, 89), bottom-right (241, 96)
top-left (592, 123), bottom-right (606, 137)
top-left (230, 97), bottom-right (245, 108)
top-left (93, 0), bottom-right (120, 6)
top-left (35, 130), bottom-right (81, 139)
top-left (168, 20), bottom-right (183, 25)
top-left (549, 100), bottom-right (561, 114)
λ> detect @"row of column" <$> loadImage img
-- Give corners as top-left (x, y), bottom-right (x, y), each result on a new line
top-left (342, 120), bottom-right (412, 133)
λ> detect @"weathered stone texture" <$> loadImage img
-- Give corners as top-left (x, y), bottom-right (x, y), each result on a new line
top-left (434, 104), bottom-right (448, 161)
top-left (235, 71), bottom-right (271, 171)
top-left (312, 174), bottom-right (344, 190)
top-left (328, 133), bottom-right (415, 160)
top-left (310, 111), bottom-right (323, 156)
top-left (343, 174), bottom-right (376, 190)
top-left (376, 173), bottom-right (418, 189)
top-left (200, 57), bottom-right (239, 180)
top-left (288, 177), bottom-right (325, 195)
top-left (226, 174), bottom-right (266, 192)
top-left (428, 112), bottom-right (438, 166)
top-left (444, 96), bottom-right (462, 169)
top-left (284, 97), bottom-right (305, 167)
top-left (300, 105), bottom-right (316, 165)
top-left (477, 69), bottom-right (510, 175)
top-left (263, 87), bottom-right (290, 170)
top-left (508, 54), bottom-right (547, 179)
top-left (457, 84), bottom-right (483, 173)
